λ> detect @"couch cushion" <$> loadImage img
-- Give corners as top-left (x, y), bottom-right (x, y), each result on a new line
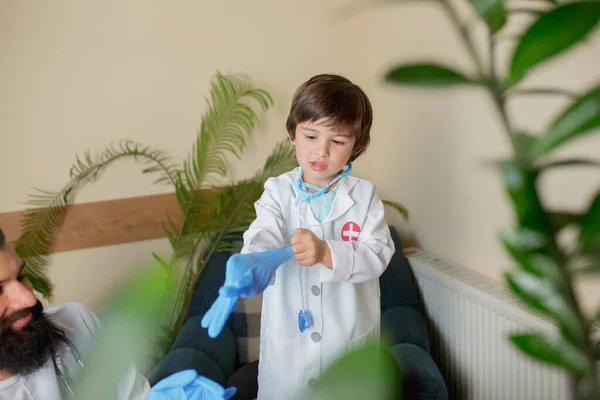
top-left (388, 343), bottom-right (448, 400)
top-left (379, 227), bottom-right (424, 315)
top-left (187, 251), bottom-right (232, 320)
top-left (382, 306), bottom-right (430, 353)
top-left (172, 314), bottom-right (237, 378)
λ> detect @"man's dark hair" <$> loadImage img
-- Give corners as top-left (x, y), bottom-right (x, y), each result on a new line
top-left (0, 228), bottom-right (5, 249)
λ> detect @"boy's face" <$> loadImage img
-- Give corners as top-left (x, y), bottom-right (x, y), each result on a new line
top-left (290, 118), bottom-right (356, 188)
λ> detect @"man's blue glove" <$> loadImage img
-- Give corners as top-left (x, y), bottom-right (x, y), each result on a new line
top-left (201, 246), bottom-right (294, 338)
top-left (146, 369), bottom-right (237, 400)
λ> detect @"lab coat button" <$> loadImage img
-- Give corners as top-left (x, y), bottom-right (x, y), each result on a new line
top-left (311, 332), bottom-right (321, 343)
top-left (308, 378), bottom-right (318, 388)
top-left (311, 285), bottom-right (320, 296)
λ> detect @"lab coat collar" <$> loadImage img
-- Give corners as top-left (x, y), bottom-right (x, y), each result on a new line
top-left (287, 167), bottom-right (357, 224)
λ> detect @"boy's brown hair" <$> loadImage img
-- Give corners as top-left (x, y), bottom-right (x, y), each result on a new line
top-left (286, 74), bottom-right (373, 162)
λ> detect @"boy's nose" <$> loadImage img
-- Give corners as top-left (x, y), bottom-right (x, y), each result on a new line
top-left (316, 142), bottom-right (330, 157)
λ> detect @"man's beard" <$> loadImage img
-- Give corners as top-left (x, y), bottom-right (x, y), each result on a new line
top-left (0, 300), bottom-right (63, 376)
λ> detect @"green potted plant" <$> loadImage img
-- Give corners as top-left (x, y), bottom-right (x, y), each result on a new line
top-left (378, 0), bottom-right (600, 398)
top-left (15, 71), bottom-right (298, 351)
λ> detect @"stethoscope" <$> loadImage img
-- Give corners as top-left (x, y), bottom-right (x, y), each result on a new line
top-left (294, 163), bottom-right (352, 333)
top-left (50, 335), bottom-right (84, 399)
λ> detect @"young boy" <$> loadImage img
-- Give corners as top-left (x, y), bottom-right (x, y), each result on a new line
top-left (239, 74), bottom-right (395, 399)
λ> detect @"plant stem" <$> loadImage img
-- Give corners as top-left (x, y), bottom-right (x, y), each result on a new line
top-left (489, 36), bottom-right (496, 80)
top-left (518, 0), bottom-right (557, 4)
top-left (439, 0), bottom-right (520, 155)
top-left (547, 237), bottom-right (591, 399)
top-left (439, 0), bottom-right (485, 78)
top-left (506, 7), bottom-right (547, 16)
top-left (507, 88), bottom-right (578, 98)
top-left (487, 80), bottom-right (517, 153)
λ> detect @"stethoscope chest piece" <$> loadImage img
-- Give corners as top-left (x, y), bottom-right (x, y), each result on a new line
top-left (298, 309), bottom-right (313, 333)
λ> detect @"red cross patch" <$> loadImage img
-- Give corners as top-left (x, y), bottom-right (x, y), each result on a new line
top-left (341, 221), bottom-right (361, 241)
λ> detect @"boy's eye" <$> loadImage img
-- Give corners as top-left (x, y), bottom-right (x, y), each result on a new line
top-left (332, 140), bottom-right (345, 145)
top-left (304, 135), bottom-right (316, 140)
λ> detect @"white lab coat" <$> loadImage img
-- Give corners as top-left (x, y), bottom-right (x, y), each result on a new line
top-left (0, 302), bottom-right (150, 400)
top-left (242, 167), bottom-right (395, 400)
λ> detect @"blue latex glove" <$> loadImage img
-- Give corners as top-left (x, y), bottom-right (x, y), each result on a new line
top-left (146, 369), bottom-right (237, 400)
top-left (201, 246), bottom-right (294, 338)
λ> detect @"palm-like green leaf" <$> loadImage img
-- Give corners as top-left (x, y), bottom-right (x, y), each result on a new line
top-left (15, 188), bottom-right (73, 298)
top-left (15, 140), bottom-right (180, 299)
top-left (258, 138), bottom-right (299, 178)
top-left (164, 73), bottom-right (276, 252)
top-left (183, 72), bottom-right (273, 191)
top-left (69, 140), bottom-right (181, 186)
top-left (168, 72), bottom-right (275, 261)
top-left (382, 200), bottom-right (409, 220)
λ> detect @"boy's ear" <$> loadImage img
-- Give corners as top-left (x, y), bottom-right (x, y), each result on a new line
top-left (288, 133), bottom-right (296, 144)
top-left (353, 147), bottom-right (363, 156)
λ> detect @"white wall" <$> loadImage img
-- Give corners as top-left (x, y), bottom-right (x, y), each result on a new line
top-left (1, 0), bottom-right (598, 315)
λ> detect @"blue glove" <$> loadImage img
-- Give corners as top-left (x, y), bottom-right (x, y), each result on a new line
top-left (223, 246), bottom-right (294, 297)
top-left (146, 369), bottom-right (237, 400)
top-left (200, 294), bottom-right (239, 339)
top-left (201, 246), bottom-right (294, 338)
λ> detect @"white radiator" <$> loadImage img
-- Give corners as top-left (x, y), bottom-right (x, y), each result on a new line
top-left (406, 249), bottom-right (599, 400)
